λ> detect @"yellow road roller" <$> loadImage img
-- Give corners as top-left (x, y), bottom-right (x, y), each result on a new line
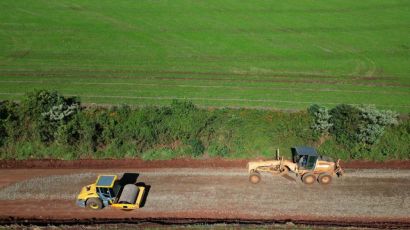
top-left (76, 175), bottom-right (145, 210)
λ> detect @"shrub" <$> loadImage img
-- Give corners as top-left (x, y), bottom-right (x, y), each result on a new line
top-left (165, 100), bottom-right (212, 141)
top-left (0, 120), bottom-right (5, 147)
top-left (355, 105), bottom-right (398, 145)
top-left (0, 101), bottom-right (21, 147)
top-left (185, 139), bottom-right (205, 157)
top-left (121, 108), bottom-right (162, 152)
top-left (329, 104), bottom-right (361, 148)
top-left (207, 143), bottom-right (229, 157)
top-left (308, 104), bottom-right (332, 136)
top-left (0, 89), bottom-right (407, 161)
top-left (22, 90), bottom-right (80, 143)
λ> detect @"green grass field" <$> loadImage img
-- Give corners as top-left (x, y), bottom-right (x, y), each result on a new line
top-left (0, 0), bottom-right (409, 112)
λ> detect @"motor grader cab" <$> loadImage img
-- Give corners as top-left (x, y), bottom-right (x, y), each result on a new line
top-left (247, 146), bottom-right (344, 185)
top-left (292, 146), bottom-right (319, 170)
top-left (76, 175), bottom-right (145, 210)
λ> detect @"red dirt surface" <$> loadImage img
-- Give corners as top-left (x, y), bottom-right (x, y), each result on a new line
top-left (1, 199), bottom-right (409, 229)
top-left (1, 160), bottom-right (410, 228)
top-left (1, 158), bottom-right (410, 169)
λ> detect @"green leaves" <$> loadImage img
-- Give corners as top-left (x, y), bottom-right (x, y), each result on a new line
top-left (308, 104), bottom-right (332, 136)
top-left (310, 104), bottom-right (400, 159)
top-left (0, 89), bottom-right (406, 161)
top-left (355, 105), bottom-right (398, 145)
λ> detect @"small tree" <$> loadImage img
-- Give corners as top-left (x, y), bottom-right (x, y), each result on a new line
top-left (329, 104), bottom-right (361, 148)
top-left (0, 101), bottom-right (21, 147)
top-left (23, 90), bottom-right (80, 143)
top-left (356, 105), bottom-right (398, 145)
top-left (308, 104), bottom-right (332, 136)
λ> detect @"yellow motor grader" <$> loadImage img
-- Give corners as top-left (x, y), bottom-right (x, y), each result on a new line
top-left (247, 146), bottom-right (344, 185)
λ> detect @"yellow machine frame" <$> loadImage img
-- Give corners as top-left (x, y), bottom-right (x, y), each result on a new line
top-left (76, 174), bottom-right (145, 210)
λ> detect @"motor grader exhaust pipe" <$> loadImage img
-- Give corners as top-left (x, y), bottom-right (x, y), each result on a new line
top-left (335, 159), bottom-right (344, 177)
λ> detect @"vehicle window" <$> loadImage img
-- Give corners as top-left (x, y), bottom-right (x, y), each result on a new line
top-left (306, 156), bottom-right (317, 169)
top-left (98, 187), bottom-right (111, 198)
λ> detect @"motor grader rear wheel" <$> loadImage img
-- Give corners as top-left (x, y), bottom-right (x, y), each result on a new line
top-left (318, 173), bottom-right (332, 185)
top-left (249, 172), bottom-right (261, 184)
top-left (302, 173), bottom-right (316, 185)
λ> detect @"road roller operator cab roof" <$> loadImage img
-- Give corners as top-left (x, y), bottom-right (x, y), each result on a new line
top-left (96, 175), bottom-right (117, 188)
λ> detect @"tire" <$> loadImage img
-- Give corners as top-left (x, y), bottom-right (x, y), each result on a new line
top-left (302, 173), bottom-right (316, 185)
top-left (86, 198), bottom-right (103, 210)
top-left (318, 173), bottom-right (332, 185)
top-left (249, 172), bottom-right (261, 184)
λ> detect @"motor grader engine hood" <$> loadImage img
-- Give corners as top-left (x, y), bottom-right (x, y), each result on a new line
top-left (247, 160), bottom-right (280, 173)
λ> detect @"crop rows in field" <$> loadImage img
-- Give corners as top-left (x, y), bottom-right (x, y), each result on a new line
top-left (0, 0), bottom-right (409, 111)
top-left (0, 71), bottom-right (409, 112)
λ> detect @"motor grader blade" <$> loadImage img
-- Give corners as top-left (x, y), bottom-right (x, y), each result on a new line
top-left (281, 173), bottom-right (296, 182)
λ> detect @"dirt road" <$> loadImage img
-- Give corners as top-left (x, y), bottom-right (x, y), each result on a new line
top-left (1, 167), bottom-right (409, 227)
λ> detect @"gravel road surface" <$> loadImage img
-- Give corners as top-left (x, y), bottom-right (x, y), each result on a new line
top-left (0, 168), bottom-right (409, 224)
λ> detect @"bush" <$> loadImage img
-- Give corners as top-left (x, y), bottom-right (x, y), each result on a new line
top-left (207, 143), bottom-right (229, 157)
top-left (329, 104), bottom-right (361, 148)
top-left (0, 89), bottom-right (408, 161)
top-left (22, 90), bottom-right (80, 143)
top-left (329, 104), bottom-right (398, 148)
top-left (0, 101), bottom-right (21, 147)
top-left (308, 104), bottom-right (332, 137)
top-left (355, 105), bottom-right (398, 145)
top-left (369, 120), bottom-right (410, 160)
top-left (185, 139), bottom-right (205, 157)
top-left (165, 100), bottom-right (213, 141)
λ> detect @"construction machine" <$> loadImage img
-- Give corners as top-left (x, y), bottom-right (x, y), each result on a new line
top-left (76, 174), bottom-right (145, 210)
top-left (247, 146), bottom-right (344, 185)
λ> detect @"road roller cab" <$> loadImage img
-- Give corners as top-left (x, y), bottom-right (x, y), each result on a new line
top-left (76, 175), bottom-right (145, 210)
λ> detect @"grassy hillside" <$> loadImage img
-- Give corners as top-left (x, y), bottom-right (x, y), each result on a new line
top-left (0, 1), bottom-right (409, 111)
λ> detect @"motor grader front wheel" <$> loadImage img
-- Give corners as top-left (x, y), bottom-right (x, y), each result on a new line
top-left (318, 173), bottom-right (332, 185)
top-left (249, 172), bottom-right (261, 184)
top-left (301, 173), bottom-right (316, 185)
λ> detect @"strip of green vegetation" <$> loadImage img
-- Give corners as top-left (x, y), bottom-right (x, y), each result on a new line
top-left (0, 1), bottom-right (409, 112)
top-left (0, 75), bottom-right (409, 112)
top-left (0, 90), bottom-right (408, 161)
